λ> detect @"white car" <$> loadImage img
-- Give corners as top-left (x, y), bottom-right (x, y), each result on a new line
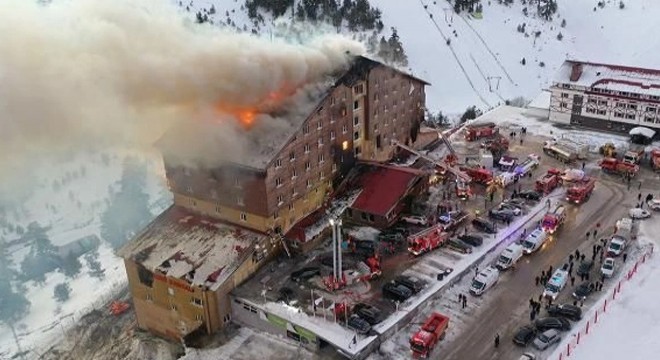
top-left (607, 236), bottom-right (626, 257)
top-left (401, 215), bottom-right (428, 226)
top-left (629, 208), bottom-right (651, 219)
top-left (518, 353), bottom-right (536, 360)
top-left (601, 257), bottom-right (616, 278)
top-left (648, 199), bottom-right (660, 211)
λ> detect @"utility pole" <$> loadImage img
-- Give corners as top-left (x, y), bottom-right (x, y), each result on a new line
top-left (9, 322), bottom-right (26, 360)
top-left (443, 8), bottom-right (454, 24)
top-left (486, 76), bottom-right (502, 92)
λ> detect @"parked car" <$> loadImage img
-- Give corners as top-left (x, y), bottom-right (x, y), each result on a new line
top-left (458, 234), bottom-right (483, 247)
top-left (576, 260), bottom-right (594, 276)
top-left (378, 232), bottom-right (404, 243)
top-left (290, 267), bottom-right (321, 283)
top-left (515, 190), bottom-right (542, 201)
top-left (498, 202), bottom-right (522, 215)
top-left (472, 217), bottom-right (497, 234)
top-left (488, 208), bottom-right (515, 222)
top-left (518, 353), bottom-right (536, 360)
top-left (394, 275), bottom-right (425, 294)
top-left (401, 215), bottom-right (428, 226)
top-left (546, 304), bottom-right (582, 321)
top-left (446, 238), bottom-right (473, 254)
top-left (535, 317), bottom-right (571, 332)
top-left (319, 256), bottom-right (355, 268)
top-left (347, 315), bottom-right (371, 334)
top-left (601, 257), bottom-right (616, 278)
top-left (648, 199), bottom-right (660, 211)
top-left (533, 329), bottom-right (561, 350)
top-left (512, 325), bottom-right (537, 346)
top-left (629, 208), bottom-right (651, 219)
top-left (389, 226), bottom-right (410, 235)
top-left (572, 282), bottom-right (593, 300)
top-left (354, 239), bottom-right (378, 256)
top-left (277, 287), bottom-right (294, 304)
top-left (607, 237), bottom-right (626, 257)
top-left (383, 282), bottom-right (413, 302)
top-left (353, 303), bottom-right (382, 325)
top-left (504, 198), bottom-right (527, 208)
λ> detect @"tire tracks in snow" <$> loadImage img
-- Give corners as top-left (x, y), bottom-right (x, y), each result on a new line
top-left (418, 0), bottom-right (492, 108)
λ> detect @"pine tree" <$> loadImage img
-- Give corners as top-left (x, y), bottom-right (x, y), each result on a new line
top-left (388, 28), bottom-right (408, 67)
top-left (377, 36), bottom-right (391, 61)
top-left (460, 106), bottom-right (479, 123)
top-left (61, 253), bottom-right (82, 278)
top-left (85, 251), bottom-right (105, 279)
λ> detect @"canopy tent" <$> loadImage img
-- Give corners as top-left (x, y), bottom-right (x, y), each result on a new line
top-left (629, 127), bottom-right (656, 138)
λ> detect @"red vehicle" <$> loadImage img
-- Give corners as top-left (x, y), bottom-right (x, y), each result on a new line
top-left (566, 177), bottom-right (596, 204)
top-left (407, 225), bottom-right (448, 256)
top-left (599, 157), bottom-right (640, 177)
top-left (535, 168), bottom-right (562, 194)
top-left (460, 166), bottom-right (493, 185)
top-left (465, 122), bottom-right (497, 141)
top-left (651, 148), bottom-right (660, 171)
top-left (541, 205), bottom-right (567, 234)
top-left (410, 312), bottom-right (450, 358)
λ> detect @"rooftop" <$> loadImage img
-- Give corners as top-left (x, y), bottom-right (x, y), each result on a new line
top-left (555, 60), bottom-right (660, 97)
top-left (118, 206), bottom-right (268, 291)
top-left (350, 165), bottom-right (423, 217)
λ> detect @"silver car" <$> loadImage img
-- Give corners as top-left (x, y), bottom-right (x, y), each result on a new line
top-left (533, 329), bottom-right (561, 350)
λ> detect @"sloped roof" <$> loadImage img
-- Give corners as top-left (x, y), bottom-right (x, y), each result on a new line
top-left (350, 166), bottom-right (420, 217)
top-left (119, 206), bottom-right (268, 291)
top-left (555, 60), bottom-right (660, 97)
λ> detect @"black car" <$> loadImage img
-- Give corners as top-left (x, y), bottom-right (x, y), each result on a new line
top-left (576, 260), bottom-right (594, 276)
top-left (355, 239), bottom-right (378, 256)
top-left (290, 267), bottom-right (321, 283)
top-left (535, 317), bottom-right (571, 332)
top-left (546, 304), bottom-right (582, 321)
top-left (383, 282), bottom-right (413, 302)
top-left (347, 315), bottom-right (371, 334)
top-left (472, 218), bottom-right (497, 234)
top-left (353, 303), bottom-right (383, 325)
top-left (394, 275), bottom-right (425, 294)
top-left (446, 238), bottom-right (473, 254)
top-left (572, 282), bottom-right (593, 300)
top-left (512, 325), bottom-right (537, 346)
top-left (378, 232), bottom-right (404, 243)
top-left (458, 234), bottom-right (484, 247)
top-left (489, 208), bottom-right (515, 222)
top-left (319, 256), bottom-right (356, 268)
top-left (515, 190), bottom-right (542, 201)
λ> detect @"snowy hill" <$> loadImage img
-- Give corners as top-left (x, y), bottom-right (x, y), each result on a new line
top-left (178, 0), bottom-right (660, 114)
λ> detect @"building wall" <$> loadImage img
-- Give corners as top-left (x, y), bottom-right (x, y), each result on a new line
top-left (550, 82), bottom-right (660, 135)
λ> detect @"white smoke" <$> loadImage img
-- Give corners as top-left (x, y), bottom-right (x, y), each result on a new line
top-left (0, 0), bottom-right (365, 199)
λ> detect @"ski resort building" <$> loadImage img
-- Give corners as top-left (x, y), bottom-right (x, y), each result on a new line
top-left (120, 56), bottom-right (428, 342)
top-left (549, 60), bottom-right (660, 138)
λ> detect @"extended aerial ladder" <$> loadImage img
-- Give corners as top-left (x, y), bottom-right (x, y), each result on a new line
top-left (393, 133), bottom-right (471, 184)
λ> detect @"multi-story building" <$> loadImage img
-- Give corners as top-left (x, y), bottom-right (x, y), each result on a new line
top-left (120, 56), bottom-right (428, 342)
top-left (164, 56), bottom-right (428, 237)
top-left (549, 60), bottom-right (660, 138)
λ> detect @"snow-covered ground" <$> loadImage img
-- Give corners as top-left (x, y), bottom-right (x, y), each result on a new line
top-left (0, 148), bottom-right (171, 357)
top-left (554, 218), bottom-right (660, 360)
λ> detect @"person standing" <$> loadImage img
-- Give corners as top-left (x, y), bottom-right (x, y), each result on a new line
top-left (535, 276), bottom-right (540, 286)
top-left (494, 333), bottom-right (500, 348)
top-left (462, 295), bottom-right (467, 309)
top-left (623, 253), bottom-right (628, 263)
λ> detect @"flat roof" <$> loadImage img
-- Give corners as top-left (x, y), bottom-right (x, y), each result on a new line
top-left (554, 60), bottom-right (660, 97)
top-left (119, 206), bottom-right (268, 291)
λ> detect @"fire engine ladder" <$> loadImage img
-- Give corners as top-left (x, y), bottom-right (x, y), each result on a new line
top-left (278, 234), bottom-right (291, 258)
top-left (393, 141), bottom-right (472, 183)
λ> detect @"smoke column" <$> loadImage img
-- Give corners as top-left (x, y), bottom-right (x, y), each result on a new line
top-left (0, 0), bottom-right (365, 199)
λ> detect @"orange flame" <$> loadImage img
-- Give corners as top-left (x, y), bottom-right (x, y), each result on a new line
top-left (212, 85), bottom-right (297, 130)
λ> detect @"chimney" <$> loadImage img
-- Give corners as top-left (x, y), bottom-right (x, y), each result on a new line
top-left (569, 63), bottom-right (583, 82)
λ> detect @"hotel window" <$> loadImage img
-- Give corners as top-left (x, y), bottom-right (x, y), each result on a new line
top-left (306, 179), bottom-right (312, 188)
top-left (215, 205), bottom-right (222, 214)
top-left (598, 100), bottom-right (608, 106)
top-left (303, 124), bottom-right (309, 135)
top-left (275, 177), bottom-right (283, 187)
top-left (354, 116), bottom-right (359, 125)
top-left (275, 159), bottom-right (282, 168)
top-left (628, 104), bottom-right (637, 110)
top-left (318, 137), bottom-right (324, 147)
top-left (597, 109), bottom-right (607, 115)
top-left (277, 195), bottom-right (283, 205)
top-left (354, 131), bottom-right (360, 140)
top-left (330, 97), bottom-right (336, 105)
top-left (171, 304), bottom-right (178, 312)
top-left (560, 102), bottom-right (568, 109)
top-left (320, 171), bottom-right (325, 180)
top-left (274, 210), bottom-right (280, 219)
top-left (332, 163), bottom-right (337, 173)
top-left (304, 144), bottom-right (310, 153)
top-left (292, 187), bottom-right (298, 197)
top-left (288, 203), bottom-right (294, 211)
top-left (374, 93), bottom-right (379, 101)
top-left (354, 146), bottom-right (362, 156)
top-left (330, 131), bottom-right (336, 140)
top-left (191, 297), bottom-right (203, 306)
top-left (240, 213), bottom-right (247, 221)
top-left (292, 169), bottom-right (298, 178)
top-left (614, 112), bottom-right (624, 118)
top-left (317, 120), bottom-right (322, 130)
top-left (645, 116), bottom-right (655, 123)
top-left (353, 84), bottom-right (364, 95)
top-left (319, 154), bottom-right (325, 163)
top-left (195, 314), bottom-right (203, 321)
top-left (186, 185), bottom-right (193, 193)
top-left (587, 98), bottom-right (597, 104)
top-left (647, 107), bottom-right (656, 113)
top-left (305, 161), bottom-right (311, 171)
top-left (234, 177), bottom-right (241, 188)
top-left (146, 293), bottom-right (153, 302)
top-left (330, 115), bottom-right (335, 123)
top-left (289, 152), bottom-right (295, 162)
top-left (625, 113), bottom-right (636, 120)
top-left (236, 196), bottom-right (244, 206)
top-left (353, 100), bottom-right (360, 110)
top-left (342, 124), bottom-right (348, 134)
top-left (561, 93), bottom-right (569, 98)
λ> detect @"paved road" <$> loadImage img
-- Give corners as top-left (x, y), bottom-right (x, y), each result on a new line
top-left (438, 175), bottom-right (636, 360)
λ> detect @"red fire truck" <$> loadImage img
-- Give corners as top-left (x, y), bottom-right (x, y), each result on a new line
top-left (535, 168), bottom-right (562, 194)
top-left (460, 166), bottom-right (493, 185)
top-left (566, 177), bottom-right (596, 204)
top-left (599, 158), bottom-right (640, 177)
top-left (410, 312), bottom-right (450, 358)
top-left (465, 122), bottom-right (497, 141)
top-left (541, 205), bottom-right (567, 234)
top-left (407, 225), bottom-right (449, 256)
top-left (651, 148), bottom-right (660, 171)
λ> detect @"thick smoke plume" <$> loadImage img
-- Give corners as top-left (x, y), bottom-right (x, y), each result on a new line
top-left (0, 0), bottom-right (364, 199)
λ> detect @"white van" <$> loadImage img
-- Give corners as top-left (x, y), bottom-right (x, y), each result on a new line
top-left (496, 172), bottom-right (516, 187)
top-left (496, 243), bottom-right (524, 270)
top-left (543, 269), bottom-right (569, 300)
top-left (521, 229), bottom-right (549, 254)
top-left (469, 266), bottom-right (500, 296)
top-left (616, 217), bottom-right (634, 240)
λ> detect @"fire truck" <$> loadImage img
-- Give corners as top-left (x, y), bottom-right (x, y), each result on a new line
top-left (623, 145), bottom-right (645, 165)
top-left (535, 168), bottom-right (562, 194)
top-left (465, 122), bottom-right (497, 141)
top-left (407, 225), bottom-right (449, 256)
top-left (599, 158), bottom-right (640, 177)
top-left (460, 166), bottom-right (493, 185)
top-left (650, 148), bottom-right (660, 171)
top-left (543, 141), bottom-right (578, 163)
top-left (566, 177), bottom-right (596, 204)
top-left (410, 312), bottom-right (450, 358)
top-left (541, 205), bottom-right (567, 234)
top-left (514, 154), bottom-right (540, 177)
